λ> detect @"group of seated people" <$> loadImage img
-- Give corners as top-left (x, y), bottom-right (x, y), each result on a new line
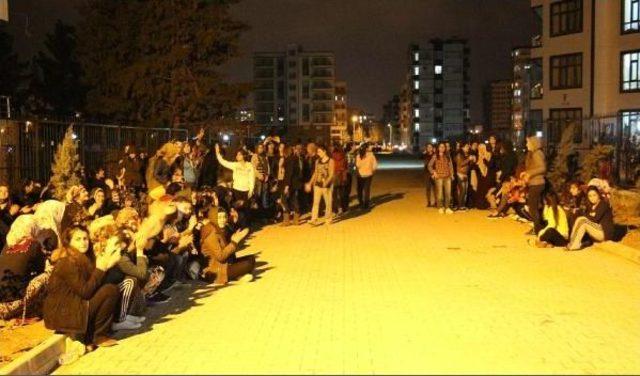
top-left (423, 134), bottom-right (619, 251)
top-left (1, 132), bottom-right (358, 364)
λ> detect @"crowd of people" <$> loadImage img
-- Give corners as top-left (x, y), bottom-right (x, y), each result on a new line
top-left (0, 131), bottom-right (378, 364)
top-left (423, 135), bottom-right (619, 251)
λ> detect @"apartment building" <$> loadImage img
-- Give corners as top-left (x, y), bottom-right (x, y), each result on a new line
top-left (332, 81), bottom-right (348, 142)
top-left (484, 80), bottom-right (513, 141)
top-left (253, 44), bottom-right (335, 143)
top-left (530, 0), bottom-right (640, 144)
top-left (403, 39), bottom-right (470, 150)
top-left (382, 95), bottom-right (402, 145)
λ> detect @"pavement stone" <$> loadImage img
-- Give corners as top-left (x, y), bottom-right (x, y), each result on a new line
top-left (55, 158), bottom-right (640, 374)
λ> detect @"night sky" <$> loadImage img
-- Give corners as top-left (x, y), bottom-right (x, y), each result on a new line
top-left (8, 0), bottom-right (533, 123)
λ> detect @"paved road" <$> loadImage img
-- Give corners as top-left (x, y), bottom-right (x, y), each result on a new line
top-left (57, 155), bottom-right (640, 374)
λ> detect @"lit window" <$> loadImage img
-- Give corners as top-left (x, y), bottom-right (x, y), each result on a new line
top-left (621, 110), bottom-right (640, 135)
top-left (414, 109), bottom-right (420, 118)
top-left (414, 123), bottom-right (420, 131)
top-left (434, 65), bottom-right (442, 74)
top-left (414, 52), bottom-right (419, 62)
top-left (514, 89), bottom-right (522, 97)
top-left (414, 66), bottom-right (420, 75)
top-left (414, 80), bottom-right (420, 90)
top-left (623, 0), bottom-right (640, 33)
top-left (335, 95), bottom-right (338, 101)
top-left (622, 50), bottom-right (640, 91)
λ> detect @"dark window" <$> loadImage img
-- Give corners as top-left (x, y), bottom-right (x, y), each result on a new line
top-left (277, 58), bottom-right (284, 77)
top-left (621, 50), bottom-right (640, 92)
top-left (550, 53), bottom-right (582, 89)
top-left (277, 81), bottom-right (285, 100)
top-left (303, 58), bottom-right (310, 76)
top-left (550, 0), bottom-right (583, 37)
top-left (622, 0), bottom-right (640, 33)
top-left (302, 104), bottom-right (310, 122)
top-left (549, 108), bottom-right (582, 143)
top-left (302, 82), bottom-right (310, 99)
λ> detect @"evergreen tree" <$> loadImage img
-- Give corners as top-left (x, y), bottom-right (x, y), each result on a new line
top-left (0, 23), bottom-right (28, 115)
top-left (76, 0), bottom-right (249, 127)
top-left (30, 21), bottom-right (86, 117)
top-left (579, 144), bottom-right (615, 183)
top-left (50, 125), bottom-right (83, 200)
top-left (548, 122), bottom-right (576, 192)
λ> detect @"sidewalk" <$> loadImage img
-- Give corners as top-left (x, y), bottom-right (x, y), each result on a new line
top-left (43, 165), bottom-right (640, 374)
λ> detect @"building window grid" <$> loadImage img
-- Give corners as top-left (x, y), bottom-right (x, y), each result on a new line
top-left (623, 0), bottom-right (640, 33)
top-left (550, 53), bottom-right (582, 90)
top-left (621, 50), bottom-right (640, 92)
top-left (550, 0), bottom-right (583, 37)
top-left (549, 108), bottom-right (583, 143)
top-left (620, 110), bottom-right (640, 136)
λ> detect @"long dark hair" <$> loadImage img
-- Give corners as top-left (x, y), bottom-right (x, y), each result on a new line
top-left (435, 142), bottom-right (449, 160)
top-left (542, 190), bottom-right (560, 225)
top-left (358, 143), bottom-right (368, 159)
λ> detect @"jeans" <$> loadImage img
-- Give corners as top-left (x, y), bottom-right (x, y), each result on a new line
top-left (456, 174), bottom-right (468, 208)
top-left (435, 177), bottom-right (452, 209)
top-left (527, 184), bottom-right (545, 233)
top-left (567, 216), bottom-right (605, 250)
top-left (425, 175), bottom-right (436, 206)
top-left (357, 175), bottom-right (373, 209)
top-left (311, 185), bottom-right (333, 223)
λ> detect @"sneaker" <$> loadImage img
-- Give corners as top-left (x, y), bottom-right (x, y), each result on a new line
top-left (125, 315), bottom-right (146, 324)
top-left (147, 292), bottom-right (171, 306)
top-left (438, 208), bottom-right (444, 214)
top-left (112, 320), bottom-right (142, 331)
top-left (445, 208), bottom-right (454, 214)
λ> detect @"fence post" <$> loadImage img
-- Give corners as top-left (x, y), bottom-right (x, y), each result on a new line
top-left (34, 122), bottom-right (40, 183)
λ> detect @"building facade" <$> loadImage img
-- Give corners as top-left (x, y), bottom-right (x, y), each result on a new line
top-left (382, 95), bottom-right (401, 146)
top-left (484, 80), bottom-right (513, 141)
top-left (529, 0), bottom-right (640, 145)
top-left (402, 40), bottom-right (470, 150)
top-left (253, 44), bottom-right (335, 143)
top-left (332, 81), bottom-right (348, 142)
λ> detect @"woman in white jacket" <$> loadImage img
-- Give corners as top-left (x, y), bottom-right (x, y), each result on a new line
top-left (355, 143), bottom-right (378, 210)
top-left (215, 144), bottom-right (255, 202)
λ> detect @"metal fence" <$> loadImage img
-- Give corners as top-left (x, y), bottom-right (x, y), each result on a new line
top-left (544, 113), bottom-right (640, 187)
top-left (1, 119), bottom-right (189, 188)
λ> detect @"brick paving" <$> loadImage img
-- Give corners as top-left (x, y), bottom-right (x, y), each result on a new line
top-left (57, 157), bottom-right (640, 374)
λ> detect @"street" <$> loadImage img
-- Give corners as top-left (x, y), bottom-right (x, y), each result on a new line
top-left (57, 155), bottom-right (640, 374)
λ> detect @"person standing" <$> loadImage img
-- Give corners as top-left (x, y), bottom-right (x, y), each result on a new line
top-left (250, 144), bottom-right (270, 211)
top-left (520, 136), bottom-right (547, 235)
top-left (306, 145), bottom-right (335, 225)
top-left (198, 144), bottom-right (219, 189)
top-left (342, 143), bottom-right (357, 213)
top-left (331, 144), bottom-right (348, 215)
top-left (455, 143), bottom-right (472, 211)
top-left (120, 146), bottom-right (144, 193)
top-left (284, 143), bottom-right (306, 225)
top-left (355, 143), bottom-right (378, 211)
top-left (215, 144), bottom-right (255, 203)
top-left (428, 142), bottom-right (454, 214)
top-left (423, 143), bottom-right (436, 207)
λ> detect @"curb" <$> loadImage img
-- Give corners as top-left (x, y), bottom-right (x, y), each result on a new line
top-left (0, 334), bottom-right (65, 375)
top-left (593, 240), bottom-right (640, 265)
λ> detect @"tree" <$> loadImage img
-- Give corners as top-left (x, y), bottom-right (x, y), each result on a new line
top-left (29, 20), bottom-right (86, 117)
top-left (579, 144), bottom-right (615, 183)
top-left (76, 0), bottom-right (249, 127)
top-left (0, 23), bottom-right (28, 115)
top-left (547, 122), bottom-right (576, 192)
top-left (50, 125), bottom-right (83, 200)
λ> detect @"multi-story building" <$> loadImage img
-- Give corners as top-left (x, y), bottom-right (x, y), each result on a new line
top-left (332, 81), bottom-right (348, 142)
top-left (253, 44), bottom-right (335, 143)
top-left (382, 95), bottom-right (401, 145)
top-left (402, 40), bottom-right (470, 150)
top-left (398, 82), bottom-right (412, 146)
top-left (484, 80), bottom-right (513, 141)
top-left (529, 0), bottom-right (640, 145)
top-left (511, 46), bottom-right (544, 146)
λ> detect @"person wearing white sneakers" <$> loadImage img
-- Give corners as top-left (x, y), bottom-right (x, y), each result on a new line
top-left (428, 142), bottom-right (455, 214)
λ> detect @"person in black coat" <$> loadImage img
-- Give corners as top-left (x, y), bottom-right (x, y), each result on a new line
top-left (284, 143), bottom-right (306, 225)
top-left (566, 186), bottom-right (615, 250)
top-left (199, 146), bottom-right (219, 189)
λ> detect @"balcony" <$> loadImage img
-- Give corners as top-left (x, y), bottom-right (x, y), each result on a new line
top-left (311, 57), bottom-right (333, 67)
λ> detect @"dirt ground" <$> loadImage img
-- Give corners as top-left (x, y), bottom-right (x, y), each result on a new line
top-left (0, 319), bottom-right (52, 367)
top-left (621, 229), bottom-right (640, 250)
